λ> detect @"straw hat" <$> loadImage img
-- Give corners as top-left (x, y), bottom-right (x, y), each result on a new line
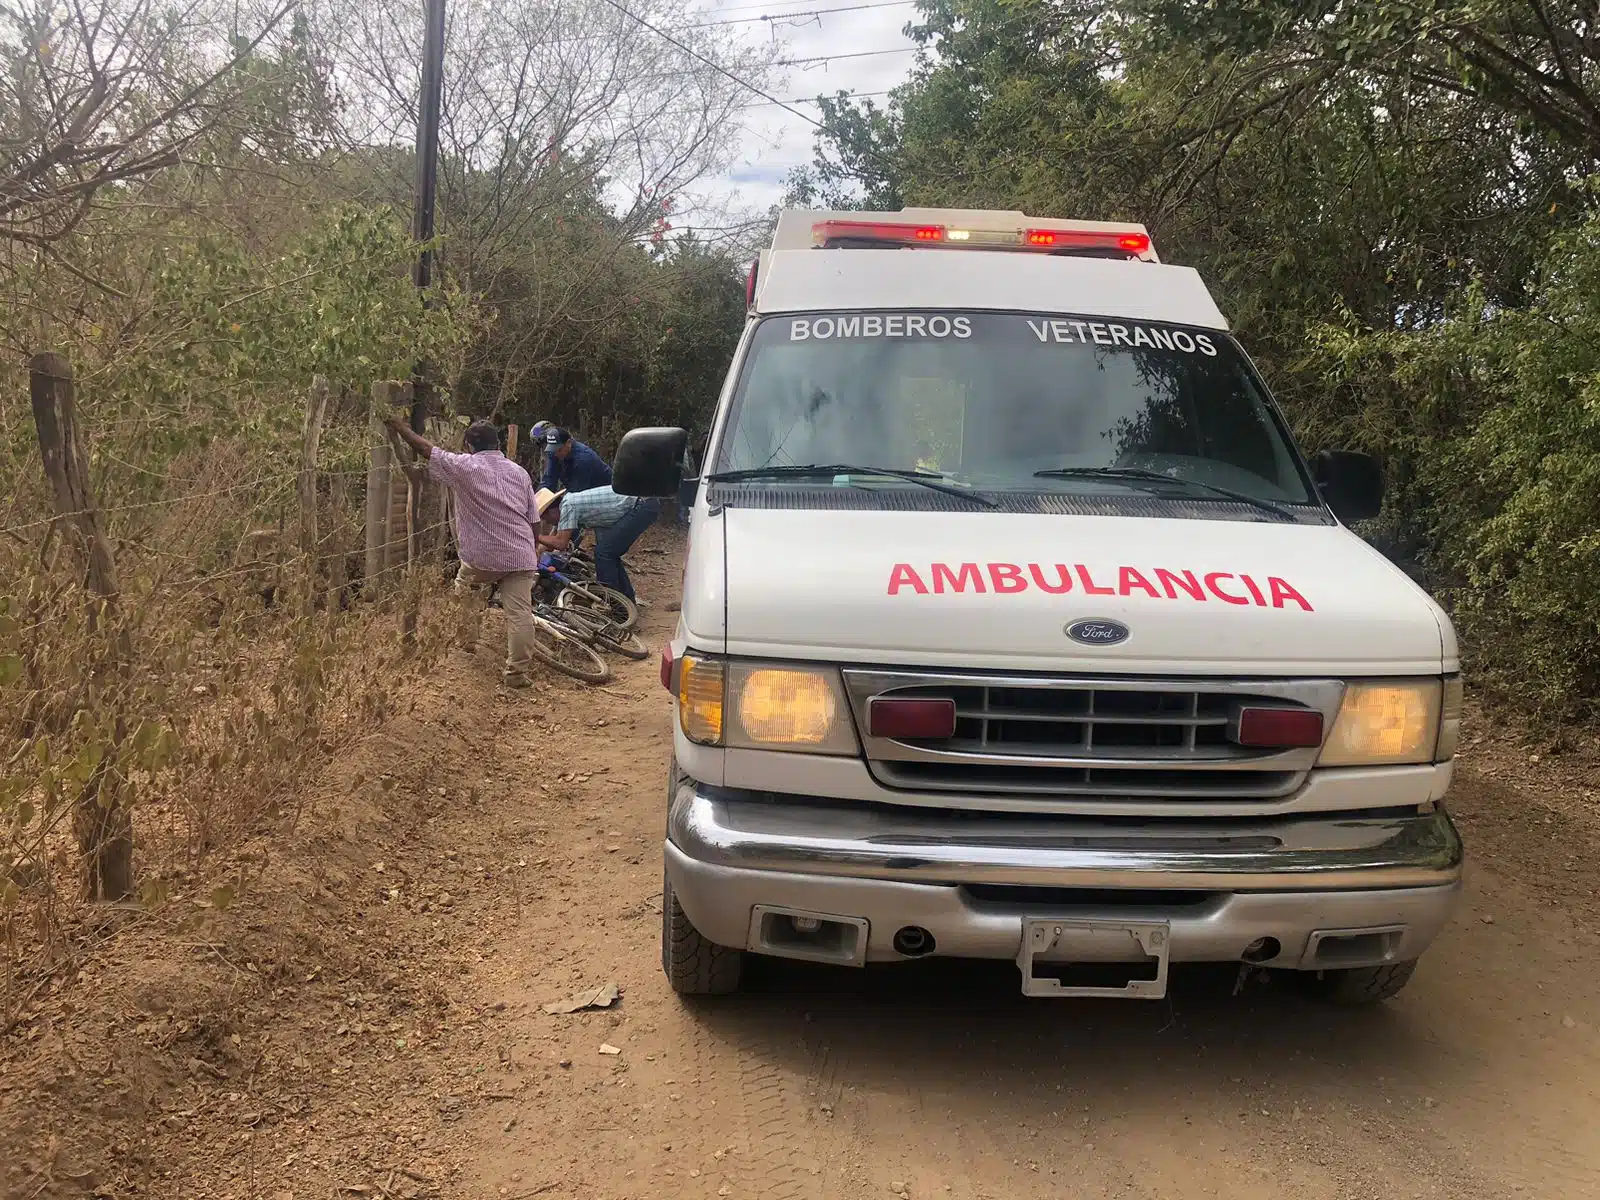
top-left (534, 487), bottom-right (566, 521)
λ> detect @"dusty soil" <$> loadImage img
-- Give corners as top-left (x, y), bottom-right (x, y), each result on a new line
top-left (6, 527), bottom-right (1600, 1199)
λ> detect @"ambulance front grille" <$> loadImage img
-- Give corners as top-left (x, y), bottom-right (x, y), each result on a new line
top-left (841, 670), bottom-right (1343, 802)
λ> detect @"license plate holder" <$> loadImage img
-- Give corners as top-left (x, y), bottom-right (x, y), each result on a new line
top-left (1016, 918), bottom-right (1170, 999)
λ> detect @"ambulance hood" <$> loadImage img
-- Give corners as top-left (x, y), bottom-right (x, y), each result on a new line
top-left (710, 508), bottom-right (1453, 677)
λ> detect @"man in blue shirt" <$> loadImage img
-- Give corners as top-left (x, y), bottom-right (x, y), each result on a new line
top-left (536, 485), bottom-right (660, 603)
top-left (539, 426), bottom-right (612, 494)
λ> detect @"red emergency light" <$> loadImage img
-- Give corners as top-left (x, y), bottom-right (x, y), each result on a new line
top-left (813, 220), bottom-right (945, 245)
top-left (813, 219), bottom-right (1152, 258)
top-left (745, 257), bottom-right (758, 307)
top-left (1025, 229), bottom-right (1151, 255)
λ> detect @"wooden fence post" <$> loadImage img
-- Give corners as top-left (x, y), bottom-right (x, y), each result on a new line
top-left (29, 351), bottom-right (134, 902)
top-left (327, 471), bottom-right (348, 620)
top-left (365, 382), bottom-right (391, 598)
top-left (381, 386), bottom-right (427, 648)
top-left (298, 375), bottom-right (330, 613)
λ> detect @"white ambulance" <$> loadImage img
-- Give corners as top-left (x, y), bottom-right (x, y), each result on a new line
top-left (613, 209), bottom-right (1463, 1003)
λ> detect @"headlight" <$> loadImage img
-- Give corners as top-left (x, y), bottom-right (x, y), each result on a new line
top-left (1318, 681), bottom-right (1442, 766)
top-left (676, 655), bottom-right (857, 754)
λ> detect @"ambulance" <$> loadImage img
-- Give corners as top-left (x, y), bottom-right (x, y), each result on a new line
top-left (613, 208), bottom-right (1463, 1003)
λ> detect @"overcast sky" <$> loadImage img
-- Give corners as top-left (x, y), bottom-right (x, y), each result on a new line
top-left (690, 0), bottom-right (922, 221)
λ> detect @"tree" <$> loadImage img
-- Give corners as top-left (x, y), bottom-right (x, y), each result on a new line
top-left (797, 0), bottom-right (1600, 713)
top-left (0, 0), bottom-right (297, 247)
top-left (1137, 1), bottom-right (1600, 161)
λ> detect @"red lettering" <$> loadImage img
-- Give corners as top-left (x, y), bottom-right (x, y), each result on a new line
top-left (988, 563), bottom-right (1027, 593)
top-left (1269, 576), bottom-right (1313, 611)
top-left (1155, 568), bottom-right (1205, 601)
top-left (1028, 563), bottom-right (1074, 594)
top-left (1204, 572), bottom-right (1250, 605)
top-left (887, 563), bottom-right (928, 596)
top-left (1075, 564), bottom-right (1115, 596)
top-left (1242, 574), bottom-right (1268, 606)
top-left (932, 562), bottom-right (986, 594)
top-left (1118, 567), bottom-right (1160, 598)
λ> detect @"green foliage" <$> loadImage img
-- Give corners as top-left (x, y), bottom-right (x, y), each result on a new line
top-left (1317, 210), bottom-right (1600, 712)
top-left (800, 0), bottom-right (1600, 714)
top-left (102, 204), bottom-right (472, 464)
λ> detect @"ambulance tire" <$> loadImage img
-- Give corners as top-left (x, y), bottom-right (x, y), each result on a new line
top-left (661, 872), bottom-right (742, 996)
top-left (1295, 959), bottom-right (1418, 1006)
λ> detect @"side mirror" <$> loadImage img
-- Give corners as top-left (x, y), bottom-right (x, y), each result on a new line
top-left (677, 475), bottom-right (698, 510)
top-left (1311, 449), bottom-right (1384, 523)
top-left (613, 426), bottom-right (688, 498)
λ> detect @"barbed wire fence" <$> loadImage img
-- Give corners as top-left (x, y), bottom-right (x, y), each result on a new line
top-left (2, 357), bottom-right (471, 1007)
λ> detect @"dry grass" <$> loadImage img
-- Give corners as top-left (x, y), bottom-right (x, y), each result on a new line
top-left (1, 434), bottom-right (456, 1023)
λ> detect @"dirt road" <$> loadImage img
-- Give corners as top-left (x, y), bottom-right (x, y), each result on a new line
top-left (432, 544), bottom-right (1600, 1200)
top-left (18, 531), bottom-right (1599, 1199)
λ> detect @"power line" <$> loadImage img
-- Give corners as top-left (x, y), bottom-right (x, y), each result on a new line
top-left (688, 0), bottom-right (910, 15)
top-left (593, 0), bottom-right (831, 132)
top-left (594, 0), bottom-right (912, 187)
top-left (683, 0), bottom-right (915, 29)
top-left (775, 47), bottom-right (915, 66)
top-left (737, 88), bottom-right (893, 108)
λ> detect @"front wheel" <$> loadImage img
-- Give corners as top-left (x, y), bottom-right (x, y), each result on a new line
top-left (592, 627), bottom-right (649, 660)
top-left (661, 873), bottom-right (742, 995)
top-left (526, 615), bottom-right (611, 684)
top-left (1295, 959), bottom-right (1418, 1005)
top-left (557, 582), bottom-right (639, 631)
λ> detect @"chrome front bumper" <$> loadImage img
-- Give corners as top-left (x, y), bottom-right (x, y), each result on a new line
top-left (665, 783), bottom-right (1464, 970)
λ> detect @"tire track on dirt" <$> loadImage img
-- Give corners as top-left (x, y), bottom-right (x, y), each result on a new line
top-left (681, 1008), bottom-right (828, 1200)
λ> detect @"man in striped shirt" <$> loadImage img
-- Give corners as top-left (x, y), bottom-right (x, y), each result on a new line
top-left (386, 417), bottom-right (561, 685)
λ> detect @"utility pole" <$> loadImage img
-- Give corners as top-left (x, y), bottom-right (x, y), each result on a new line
top-left (410, 0), bottom-right (447, 435)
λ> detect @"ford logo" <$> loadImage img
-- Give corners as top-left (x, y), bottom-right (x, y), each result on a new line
top-left (1065, 618), bottom-right (1130, 647)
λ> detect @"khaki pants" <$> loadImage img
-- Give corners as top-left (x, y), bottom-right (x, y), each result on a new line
top-left (455, 564), bottom-right (536, 681)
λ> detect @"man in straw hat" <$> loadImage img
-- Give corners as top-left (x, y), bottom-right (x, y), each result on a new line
top-left (386, 416), bottom-right (563, 687)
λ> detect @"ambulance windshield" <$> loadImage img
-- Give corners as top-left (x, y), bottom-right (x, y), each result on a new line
top-left (714, 311), bottom-right (1317, 507)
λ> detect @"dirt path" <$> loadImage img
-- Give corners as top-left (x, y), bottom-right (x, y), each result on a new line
top-left (438, 666), bottom-right (1600, 1200)
top-left (442, 548), bottom-right (1600, 1200)
top-left (12, 531), bottom-right (1600, 1199)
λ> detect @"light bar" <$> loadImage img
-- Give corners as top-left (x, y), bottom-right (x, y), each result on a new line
top-left (1026, 228), bottom-right (1151, 255)
top-left (813, 219), bottom-right (1153, 258)
top-left (812, 220), bottom-right (945, 246)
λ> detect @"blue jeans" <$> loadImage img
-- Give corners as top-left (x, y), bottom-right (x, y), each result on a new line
top-left (594, 498), bottom-right (659, 600)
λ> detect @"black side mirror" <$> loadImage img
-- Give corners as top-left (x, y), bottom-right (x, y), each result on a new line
top-left (1311, 449), bottom-right (1384, 523)
top-left (677, 475), bottom-right (698, 510)
top-left (613, 426), bottom-right (688, 497)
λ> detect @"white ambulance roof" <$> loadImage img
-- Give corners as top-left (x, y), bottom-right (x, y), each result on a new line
top-left (754, 249), bottom-right (1230, 331)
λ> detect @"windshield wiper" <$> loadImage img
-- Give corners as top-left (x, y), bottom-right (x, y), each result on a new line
top-left (1032, 466), bottom-right (1296, 522)
top-left (707, 463), bottom-right (998, 508)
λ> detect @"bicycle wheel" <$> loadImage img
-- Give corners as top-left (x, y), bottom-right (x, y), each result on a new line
top-left (591, 627), bottom-right (650, 661)
top-left (556, 582), bottom-right (639, 631)
top-left (526, 615), bottom-right (611, 684)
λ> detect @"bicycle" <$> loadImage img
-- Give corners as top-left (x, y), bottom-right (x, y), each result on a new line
top-left (537, 550), bottom-right (640, 633)
top-left (467, 578), bottom-right (611, 684)
top-left (527, 600), bottom-right (612, 683)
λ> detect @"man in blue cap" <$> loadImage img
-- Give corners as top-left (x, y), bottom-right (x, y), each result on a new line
top-left (538, 425), bottom-right (612, 495)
